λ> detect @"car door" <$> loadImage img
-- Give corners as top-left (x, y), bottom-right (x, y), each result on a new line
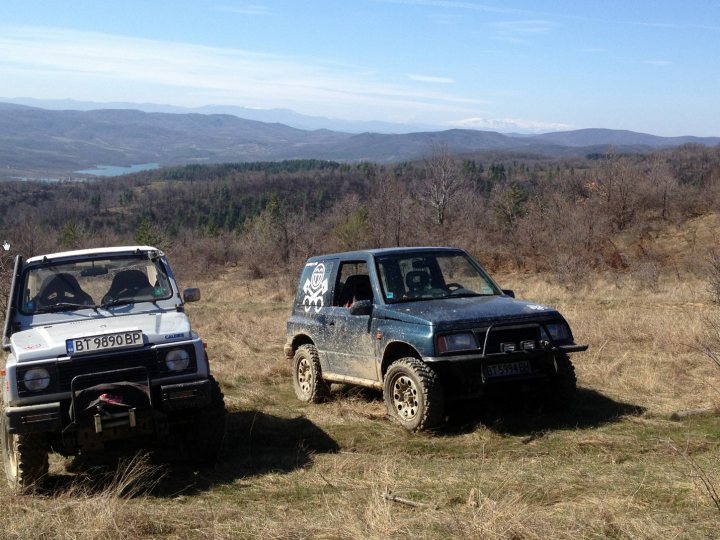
top-left (322, 259), bottom-right (379, 382)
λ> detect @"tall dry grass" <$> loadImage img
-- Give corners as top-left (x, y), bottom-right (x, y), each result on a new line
top-left (0, 454), bottom-right (170, 540)
top-left (0, 265), bottom-right (718, 539)
top-left (503, 272), bottom-right (719, 414)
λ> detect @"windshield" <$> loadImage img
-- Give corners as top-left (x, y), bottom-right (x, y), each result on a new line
top-left (20, 254), bottom-right (173, 314)
top-left (375, 251), bottom-right (500, 303)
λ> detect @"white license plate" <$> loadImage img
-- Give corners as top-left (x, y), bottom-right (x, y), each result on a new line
top-left (485, 360), bottom-right (531, 379)
top-left (66, 330), bottom-right (143, 355)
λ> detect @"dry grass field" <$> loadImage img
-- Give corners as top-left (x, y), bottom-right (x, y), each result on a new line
top-left (1, 254), bottom-right (720, 538)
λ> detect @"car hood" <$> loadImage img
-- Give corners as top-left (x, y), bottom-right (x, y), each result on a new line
top-left (10, 311), bottom-right (193, 363)
top-left (375, 295), bottom-right (561, 329)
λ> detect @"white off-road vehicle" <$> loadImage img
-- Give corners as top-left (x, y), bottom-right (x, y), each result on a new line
top-left (1, 246), bottom-right (226, 490)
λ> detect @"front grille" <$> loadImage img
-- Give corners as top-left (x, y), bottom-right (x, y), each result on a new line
top-left (476, 325), bottom-right (540, 355)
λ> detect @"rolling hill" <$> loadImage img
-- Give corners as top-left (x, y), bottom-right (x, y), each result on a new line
top-left (0, 103), bottom-right (718, 179)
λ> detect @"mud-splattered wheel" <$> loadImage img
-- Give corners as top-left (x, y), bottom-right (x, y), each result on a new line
top-left (1, 406), bottom-right (48, 492)
top-left (292, 344), bottom-right (329, 403)
top-left (391, 373), bottom-right (421, 421)
top-left (383, 358), bottom-right (443, 432)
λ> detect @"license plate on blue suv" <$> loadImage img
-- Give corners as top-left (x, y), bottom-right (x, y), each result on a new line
top-left (484, 360), bottom-right (531, 379)
top-left (66, 330), bottom-right (143, 355)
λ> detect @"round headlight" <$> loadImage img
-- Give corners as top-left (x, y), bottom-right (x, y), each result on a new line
top-left (23, 367), bottom-right (51, 392)
top-left (165, 348), bottom-right (190, 372)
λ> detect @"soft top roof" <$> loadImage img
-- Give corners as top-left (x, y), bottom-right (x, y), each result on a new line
top-left (26, 246), bottom-right (163, 264)
top-left (305, 246), bottom-right (465, 263)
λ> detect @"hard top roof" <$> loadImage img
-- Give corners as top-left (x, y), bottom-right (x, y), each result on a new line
top-left (26, 246), bottom-right (163, 264)
top-left (305, 246), bottom-right (466, 263)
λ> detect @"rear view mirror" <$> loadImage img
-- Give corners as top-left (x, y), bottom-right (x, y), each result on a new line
top-left (80, 266), bottom-right (108, 277)
top-left (183, 288), bottom-right (201, 302)
top-left (502, 289), bottom-right (515, 298)
top-left (349, 299), bottom-right (372, 316)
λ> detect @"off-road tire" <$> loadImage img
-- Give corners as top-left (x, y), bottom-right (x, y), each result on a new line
top-left (185, 375), bottom-right (227, 465)
top-left (1, 407), bottom-right (49, 492)
top-left (544, 353), bottom-right (577, 410)
top-left (292, 344), bottom-right (330, 403)
top-left (383, 357), bottom-right (444, 431)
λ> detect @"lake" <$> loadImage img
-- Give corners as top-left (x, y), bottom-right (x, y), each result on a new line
top-left (75, 163), bottom-right (160, 177)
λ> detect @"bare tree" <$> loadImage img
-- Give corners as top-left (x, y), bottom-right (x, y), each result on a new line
top-left (648, 156), bottom-right (677, 221)
top-left (421, 143), bottom-right (466, 227)
top-left (368, 172), bottom-right (411, 247)
top-left (593, 156), bottom-right (646, 231)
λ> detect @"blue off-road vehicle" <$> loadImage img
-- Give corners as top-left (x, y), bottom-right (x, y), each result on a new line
top-left (285, 247), bottom-right (587, 431)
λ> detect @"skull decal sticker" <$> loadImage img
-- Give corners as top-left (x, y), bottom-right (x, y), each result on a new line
top-left (303, 263), bottom-right (328, 313)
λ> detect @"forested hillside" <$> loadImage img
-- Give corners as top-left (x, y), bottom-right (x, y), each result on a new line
top-left (1, 143), bottom-right (719, 287)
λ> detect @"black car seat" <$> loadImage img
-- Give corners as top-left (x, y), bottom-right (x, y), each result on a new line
top-left (405, 270), bottom-right (430, 293)
top-left (339, 274), bottom-right (373, 307)
top-left (37, 273), bottom-right (94, 307)
top-left (102, 270), bottom-right (153, 303)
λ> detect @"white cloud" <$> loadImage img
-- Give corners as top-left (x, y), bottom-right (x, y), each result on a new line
top-left (215, 3), bottom-right (274, 16)
top-left (491, 19), bottom-right (556, 44)
top-left (372, 0), bottom-right (534, 17)
top-left (407, 73), bottom-right (454, 84)
top-left (494, 19), bottom-right (555, 34)
top-left (617, 20), bottom-right (676, 29)
top-left (447, 116), bottom-right (572, 133)
top-left (644, 59), bottom-right (672, 66)
top-left (0, 25), bottom-right (487, 121)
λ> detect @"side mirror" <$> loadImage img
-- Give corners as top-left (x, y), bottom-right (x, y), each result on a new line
top-left (502, 289), bottom-right (515, 298)
top-left (183, 287), bottom-right (201, 303)
top-left (349, 299), bottom-right (372, 316)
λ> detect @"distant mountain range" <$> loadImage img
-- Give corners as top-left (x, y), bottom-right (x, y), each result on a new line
top-left (0, 97), bottom-right (431, 134)
top-left (0, 102), bottom-right (718, 179)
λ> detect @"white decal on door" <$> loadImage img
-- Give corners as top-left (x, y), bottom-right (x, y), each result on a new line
top-left (303, 263), bottom-right (328, 313)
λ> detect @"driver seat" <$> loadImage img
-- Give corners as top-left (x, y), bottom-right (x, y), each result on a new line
top-left (405, 271), bottom-right (430, 293)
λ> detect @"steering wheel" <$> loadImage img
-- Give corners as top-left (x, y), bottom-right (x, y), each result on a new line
top-left (38, 284), bottom-right (72, 306)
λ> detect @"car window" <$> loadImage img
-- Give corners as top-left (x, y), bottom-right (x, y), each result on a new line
top-left (334, 261), bottom-right (373, 307)
top-left (376, 251), bottom-right (499, 303)
top-left (20, 255), bottom-right (173, 314)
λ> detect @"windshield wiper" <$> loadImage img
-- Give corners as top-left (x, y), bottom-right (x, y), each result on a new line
top-left (39, 302), bottom-right (98, 313)
top-left (390, 295), bottom-right (436, 304)
top-left (100, 298), bottom-right (133, 309)
top-left (100, 296), bottom-right (158, 309)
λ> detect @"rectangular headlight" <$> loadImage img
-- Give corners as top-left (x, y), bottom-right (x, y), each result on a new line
top-left (437, 332), bottom-right (477, 353)
top-left (540, 323), bottom-right (571, 342)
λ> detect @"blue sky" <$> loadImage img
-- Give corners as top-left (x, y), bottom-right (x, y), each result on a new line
top-left (0, 1), bottom-right (718, 135)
